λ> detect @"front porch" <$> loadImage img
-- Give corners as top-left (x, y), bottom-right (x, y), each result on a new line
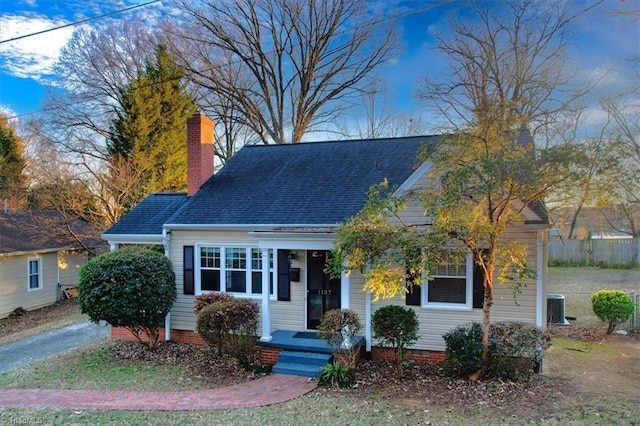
top-left (256, 330), bottom-right (365, 377)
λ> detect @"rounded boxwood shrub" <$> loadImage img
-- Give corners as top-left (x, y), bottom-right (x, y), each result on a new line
top-left (591, 290), bottom-right (635, 334)
top-left (372, 305), bottom-right (419, 377)
top-left (78, 246), bottom-right (176, 350)
top-left (442, 322), bottom-right (484, 379)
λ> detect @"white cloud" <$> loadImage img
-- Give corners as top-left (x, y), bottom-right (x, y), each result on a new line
top-left (0, 13), bottom-right (74, 82)
top-left (0, 105), bottom-right (17, 118)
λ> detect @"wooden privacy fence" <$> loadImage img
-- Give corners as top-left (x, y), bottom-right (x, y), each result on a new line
top-left (549, 238), bottom-right (639, 268)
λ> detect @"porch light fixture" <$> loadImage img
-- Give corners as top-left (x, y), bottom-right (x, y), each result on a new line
top-left (288, 251), bottom-right (297, 261)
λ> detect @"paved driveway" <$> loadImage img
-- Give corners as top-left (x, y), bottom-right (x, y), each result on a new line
top-left (0, 321), bottom-right (111, 375)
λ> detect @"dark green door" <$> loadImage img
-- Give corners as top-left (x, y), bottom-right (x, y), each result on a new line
top-left (306, 250), bottom-right (341, 329)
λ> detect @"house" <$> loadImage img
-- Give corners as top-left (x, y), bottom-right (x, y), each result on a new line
top-left (0, 210), bottom-right (98, 318)
top-left (103, 113), bottom-right (550, 365)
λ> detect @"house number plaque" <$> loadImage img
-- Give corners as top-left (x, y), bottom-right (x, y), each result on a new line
top-left (317, 289), bottom-right (332, 295)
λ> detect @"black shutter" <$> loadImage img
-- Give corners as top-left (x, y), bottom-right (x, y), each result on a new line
top-left (277, 249), bottom-right (291, 301)
top-left (405, 283), bottom-right (421, 306)
top-left (472, 259), bottom-right (484, 309)
top-left (405, 270), bottom-right (421, 306)
top-left (184, 245), bottom-right (195, 295)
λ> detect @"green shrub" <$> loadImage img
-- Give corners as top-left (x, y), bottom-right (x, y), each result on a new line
top-left (487, 321), bottom-right (551, 382)
top-left (78, 246), bottom-right (176, 351)
top-left (319, 362), bottom-right (356, 388)
top-left (193, 292), bottom-right (234, 314)
top-left (317, 309), bottom-right (362, 368)
top-left (442, 322), bottom-right (484, 378)
top-left (591, 290), bottom-right (635, 334)
top-left (195, 296), bottom-right (259, 369)
top-left (371, 305), bottom-right (419, 377)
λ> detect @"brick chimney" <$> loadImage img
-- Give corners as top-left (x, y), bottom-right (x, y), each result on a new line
top-left (186, 113), bottom-right (215, 196)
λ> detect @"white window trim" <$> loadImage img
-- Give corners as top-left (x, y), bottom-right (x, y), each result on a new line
top-left (422, 252), bottom-right (473, 311)
top-left (195, 244), bottom-right (275, 299)
top-left (27, 256), bottom-right (43, 291)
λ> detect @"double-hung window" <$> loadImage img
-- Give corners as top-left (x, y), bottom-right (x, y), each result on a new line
top-left (28, 257), bottom-right (42, 291)
top-left (198, 246), bottom-right (274, 297)
top-left (423, 252), bottom-right (473, 310)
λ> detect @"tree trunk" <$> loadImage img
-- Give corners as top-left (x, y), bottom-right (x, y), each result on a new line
top-left (471, 271), bottom-right (494, 382)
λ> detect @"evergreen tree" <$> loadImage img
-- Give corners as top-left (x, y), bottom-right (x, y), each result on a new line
top-left (0, 115), bottom-right (27, 208)
top-left (108, 45), bottom-right (196, 204)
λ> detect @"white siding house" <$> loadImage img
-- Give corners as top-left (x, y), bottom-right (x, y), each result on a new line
top-left (0, 211), bottom-right (95, 318)
top-left (103, 113), bottom-right (550, 357)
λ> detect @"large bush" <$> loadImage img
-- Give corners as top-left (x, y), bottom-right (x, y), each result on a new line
top-left (78, 246), bottom-right (176, 350)
top-left (196, 296), bottom-right (259, 369)
top-left (443, 321), bottom-right (551, 382)
top-left (591, 290), bottom-right (635, 334)
top-left (371, 305), bottom-right (419, 377)
top-left (442, 322), bottom-right (485, 379)
top-left (487, 321), bottom-right (551, 382)
top-left (317, 309), bottom-right (362, 369)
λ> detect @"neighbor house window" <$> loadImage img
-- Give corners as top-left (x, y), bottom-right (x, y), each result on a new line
top-left (198, 246), bottom-right (274, 297)
top-left (423, 252), bottom-right (473, 310)
top-left (28, 257), bottom-right (42, 291)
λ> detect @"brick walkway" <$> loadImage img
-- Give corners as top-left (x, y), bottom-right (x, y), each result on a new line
top-left (0, 374), bottom-right (317, 411)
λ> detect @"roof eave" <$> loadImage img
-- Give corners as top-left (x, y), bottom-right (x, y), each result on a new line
top-left (100, 233), bottom-right (164, 245)
top-left (0, 246), bottom-right (80, 258)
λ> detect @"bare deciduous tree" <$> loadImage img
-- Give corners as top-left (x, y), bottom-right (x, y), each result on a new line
top-left (337, 77), bottom-right (431, 139)
top-left (598, 76), bottom-right (640, 236)
top-left (417, 0), bottom-right (597, 133)
top-left (172, 0), bottom-right (398, 145)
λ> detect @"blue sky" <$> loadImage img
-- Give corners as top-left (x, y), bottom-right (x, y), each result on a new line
top-left (0, 0), bottom-right (637, 130)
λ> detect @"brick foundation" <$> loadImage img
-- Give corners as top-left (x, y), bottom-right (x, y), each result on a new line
top-left (371, 347), bottom-right (445, 363)
top-left (111, 327), bottom-right (445, 365)
top-left (258, 346), bottom-right (282, 365)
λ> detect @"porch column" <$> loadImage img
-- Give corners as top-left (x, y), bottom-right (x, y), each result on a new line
top-left (260, 248), bottom-right (272, 342)
top-left (365, 289), bottom-right (372, 352)
top-left (340, 269), bottom-right (350, 309)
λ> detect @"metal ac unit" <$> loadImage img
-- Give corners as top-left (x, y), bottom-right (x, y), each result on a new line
top-left (547, 293), bottom-right (569, 325)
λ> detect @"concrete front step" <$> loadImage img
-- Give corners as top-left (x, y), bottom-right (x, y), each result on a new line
top-left (272, 351), bottom-right (332, 378)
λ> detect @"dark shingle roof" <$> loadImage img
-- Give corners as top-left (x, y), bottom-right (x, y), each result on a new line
top-left (0, 211), bottom-right (96, 254)
top-left (103, 193), bottom-right (188, 235)
top-left (167, 136), bottom-right (437, 226)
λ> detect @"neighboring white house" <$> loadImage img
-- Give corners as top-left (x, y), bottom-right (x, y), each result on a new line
top-left (0, 210), bottom-right (97, 318)
top-left (103, 113), bottom-right (549, 360)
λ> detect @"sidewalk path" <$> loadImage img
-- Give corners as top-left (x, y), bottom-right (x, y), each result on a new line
top-left (0, 321), bottom-right (110, 375)
top-left (0, 375), bottom-right (317, 411)
top-left (0, 323), bottom-right (317, 411)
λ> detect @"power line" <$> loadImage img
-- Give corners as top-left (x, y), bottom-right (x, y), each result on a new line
top-left (5, 0), bottom-right (453, 121)
top-left (0, 0), bottom-right (162, 44)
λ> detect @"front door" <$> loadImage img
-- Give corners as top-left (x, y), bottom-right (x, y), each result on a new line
top-left (306, 250), bottom-right (341, 329)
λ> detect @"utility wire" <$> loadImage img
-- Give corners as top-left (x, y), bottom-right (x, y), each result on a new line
top-left (0, 0), bottom-right (161, 44)
top-left (5, 0), bottom-right (453, 121)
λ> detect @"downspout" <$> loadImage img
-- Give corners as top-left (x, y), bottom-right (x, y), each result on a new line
top-left (536, 229), bottom-right (548, 328)
top-left (163, 228), bottom-right (171, 342)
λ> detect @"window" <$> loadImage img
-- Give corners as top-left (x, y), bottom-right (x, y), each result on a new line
top-left (423, 252), bottom-right (473, 310)
top-left (28, 258), bottom-right (42, 291)
top-left (198, 246), bottom-right (274, 297)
